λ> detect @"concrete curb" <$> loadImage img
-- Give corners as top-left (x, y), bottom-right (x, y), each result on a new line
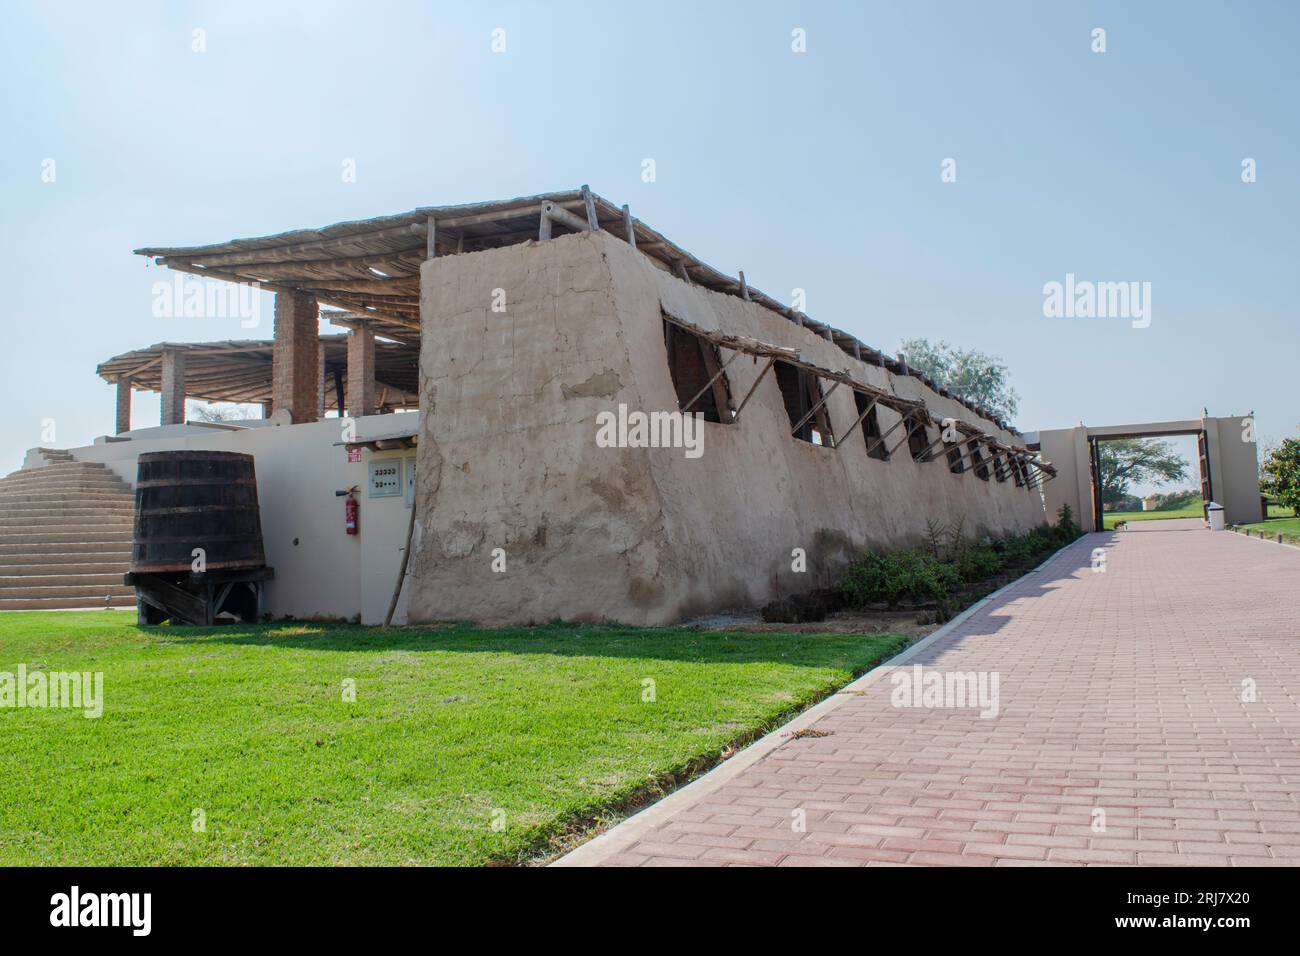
top-left (1227, 526), bottom-right (1300, 552)
top-left (552, 537), bottom-right (1086, 867)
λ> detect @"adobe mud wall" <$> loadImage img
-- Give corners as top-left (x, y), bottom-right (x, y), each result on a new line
top-left (408, 231), bottom-right (1046, 626)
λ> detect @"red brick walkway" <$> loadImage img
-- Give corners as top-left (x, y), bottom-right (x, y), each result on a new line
top-left (559, 524), bottom-right (1300, 866)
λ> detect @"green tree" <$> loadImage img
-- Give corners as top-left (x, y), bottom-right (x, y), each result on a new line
top-left (1099, 438), bottom-right (1189, 504)
top-left (1260, 434), bottom-right (1300, 512)
top-left (899, 338), bottom-right (1020, 422)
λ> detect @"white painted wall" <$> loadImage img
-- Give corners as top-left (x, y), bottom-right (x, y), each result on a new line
top-left (44, 414), bottom-right (417, 624)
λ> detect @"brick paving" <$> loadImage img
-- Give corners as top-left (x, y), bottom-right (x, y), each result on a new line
top-left (563, 522), bottom-right (1300, 866)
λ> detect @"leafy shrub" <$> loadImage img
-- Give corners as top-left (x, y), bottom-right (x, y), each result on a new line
top-left (836, 507), bottom-right (1084, 613)
top-left (838, 550), bottom-right (960, 609)
top-left (1261, 437), bottom-right (1300, 513)
top-left (1001, 534), bottom-right (1037, 563)
top-left (954, 544), bottom-right (1002, 582)
top-left (1054, 503), bottom-right (1081, 542)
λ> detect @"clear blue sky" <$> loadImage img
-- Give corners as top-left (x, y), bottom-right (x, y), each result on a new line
top-left (1, 0), bottom-right (1296, 474)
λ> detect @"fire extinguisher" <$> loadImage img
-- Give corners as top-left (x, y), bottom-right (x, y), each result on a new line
top-left (336, 486), bottom-right (360, 535)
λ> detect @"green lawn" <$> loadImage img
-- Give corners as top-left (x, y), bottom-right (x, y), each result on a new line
top-left (0, 611), bottom-right (906, 866)
top-left (1234, 516), bottom-right (1300, 538)
top-left (1103, 496), bottom-right (1204, 529)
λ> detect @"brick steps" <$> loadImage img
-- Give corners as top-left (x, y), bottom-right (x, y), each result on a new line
top-left (0, 582), bottom-right (134, 599)
top-left (0, 455), bottom-right (136, 613)
top-left (0, 513), bottom-right (135, 529)
top-left (0, 477), bottom-right (129, 490)
top-left (0, 501), bottom-right (134, 515)
top-left (0, 494), bottom-right (130, 509)
top-left (0, 572), bottom-right (126, 588)
top-left (0, 595), bottom-right (136, 611)
top-left (0, 541), bottom-right (131, 557)
top-left (1, 530), bottom-right (132, 546)
top-left (0, 559), bottom-right (126, 575)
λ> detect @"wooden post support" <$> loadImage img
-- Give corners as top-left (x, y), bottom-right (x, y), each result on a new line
top-left (425, 216), bottom-right (437, 258)
top-left (863, 410), bottom-right (910, 459)
top-left (384, 496), bottom-right (417, 627)
top-left (852, 341), bottom-right (862, 361)
top-left (917, 431), bottom-right (949, 463)
top-left (675, 259), bottom-right (691, 284)
top-left (621, 204), bottom-right (636, 247)
top-left (539, 208), bottom-right (553, 240)
top-left (733, 357), bottom-right (776, 422)
top-left (681, 350), bottom-right (740, 414)
top-left (739, 271), bottom-right (751, 301)
top-left (115, 378), bottom-right (132, 434)
top-left (333, 368), bottom-right (345, 417)
top-left (541, 201), bottom-right (590, 234)
top-left (952, 439), bottom-right (989, 471)
top-left (886, 414), bottom-right (927, 458)
top-left (790, 380), bottom-right (840, 437)
top-left (581, 184), bottom-right (599, 231)
top-left (836, 394), bottom-right (880, 451)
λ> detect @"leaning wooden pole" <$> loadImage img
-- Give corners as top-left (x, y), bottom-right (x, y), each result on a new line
top-left (384, 499), bottom-right (417, 627)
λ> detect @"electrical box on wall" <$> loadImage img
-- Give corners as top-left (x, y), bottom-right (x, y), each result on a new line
top-left (367, 460), bottom-right (401, 498)
top-left (403, 457), bottom-right (416, 509)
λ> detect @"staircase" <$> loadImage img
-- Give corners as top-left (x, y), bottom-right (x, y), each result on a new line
top-left (0, 449), bottom-right (136, 611)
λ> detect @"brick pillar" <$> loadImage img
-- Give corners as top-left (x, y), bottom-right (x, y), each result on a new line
top-left (346, 323), bottom-right (376, 417)
top-left (272, 291), bottom-right (320, 423)
top-left (317, 341), bottom-right (327, 419)
top-left (115, 379), bottom-right (132, 434)
top-left (160, 350), bottom-right (186, 425)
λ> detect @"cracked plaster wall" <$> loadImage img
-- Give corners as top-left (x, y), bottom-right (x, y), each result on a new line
top-left (409, 230), bottom-right (1047, 625)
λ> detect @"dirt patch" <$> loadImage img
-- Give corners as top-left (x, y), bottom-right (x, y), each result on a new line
top-left (684, 608), bottom-right (940, 639)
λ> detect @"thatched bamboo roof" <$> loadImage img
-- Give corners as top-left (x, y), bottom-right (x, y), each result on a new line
top-left (134, 187), bottom-right (1017, 433)
top-left (97, 332), bottom-right (418, 409)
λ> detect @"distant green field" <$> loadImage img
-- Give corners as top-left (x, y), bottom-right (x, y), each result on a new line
top-left (1103, 497), bottom-right (1204, 529)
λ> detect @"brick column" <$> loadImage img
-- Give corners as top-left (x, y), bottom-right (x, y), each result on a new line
top-left (115, 379), bottom-right (132, 434)
top-left (317, 341), bottom-right (327, 419)
top-left (346, 323), bottom-right (376, 417)
top-left (160, 349), bottom-right (186, 425)
top-left (272, 291), bottom-right (320, 423)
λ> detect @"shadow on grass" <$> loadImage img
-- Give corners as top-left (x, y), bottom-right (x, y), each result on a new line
top-left (144, 619), bottom-right (912, 670)
top-left (138, 540), bottom-right (1100, 670)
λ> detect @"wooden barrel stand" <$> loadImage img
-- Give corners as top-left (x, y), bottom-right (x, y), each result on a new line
top-left (126, 567), bottom-right (274, 626)
top-left (127, 450), bottom-right (273, 625)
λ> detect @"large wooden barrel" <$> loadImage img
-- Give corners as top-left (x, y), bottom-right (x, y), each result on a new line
top-left (131, 451), bottom-right (266, 573)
